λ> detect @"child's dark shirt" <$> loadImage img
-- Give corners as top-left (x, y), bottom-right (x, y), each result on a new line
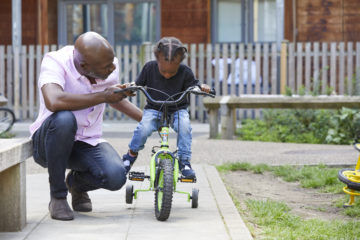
top-left (135, 60), bottom-right (199, 113)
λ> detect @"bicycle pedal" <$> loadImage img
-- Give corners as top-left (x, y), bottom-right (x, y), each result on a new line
top-left (128, 171), bottom-right (149, 181)
top-left (179, 177), bottom-right (197, 183)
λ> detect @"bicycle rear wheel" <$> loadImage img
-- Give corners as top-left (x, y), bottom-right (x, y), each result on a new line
top-left (338, 168), bottom-right (360, 191)
top-left (154, 158), bottom-right (174, 221)
top-left (0, 108), bottom-right (15, 135)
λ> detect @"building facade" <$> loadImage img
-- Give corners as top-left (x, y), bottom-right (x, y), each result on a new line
top-left (0, 0), bottom-right (359, 45)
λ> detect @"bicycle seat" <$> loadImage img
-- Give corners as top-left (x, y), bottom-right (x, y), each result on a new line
top-left (354, 143), bottom-right (360, 152)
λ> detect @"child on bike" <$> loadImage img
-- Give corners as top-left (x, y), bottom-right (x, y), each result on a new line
top-left (122, 37), bottom-right (210, 179)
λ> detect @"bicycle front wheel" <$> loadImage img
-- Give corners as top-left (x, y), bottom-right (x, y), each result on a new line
top-left (154, 158), bottom-right (174, 221)
top-left (0, 108), bottom-right (15, 135)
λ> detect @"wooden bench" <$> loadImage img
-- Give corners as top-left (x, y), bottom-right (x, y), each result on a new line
top-left (203, 95), bottom-right (360, 139)
top-left (0, 138), bottom-right (32, 231)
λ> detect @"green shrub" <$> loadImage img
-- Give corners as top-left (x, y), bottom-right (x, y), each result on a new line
top-left (237, 109), bottom-right (333, 144)
top-left (237, 108), bottom-right (360, 145)
top-left (325, 108), bottom-right (360, 145)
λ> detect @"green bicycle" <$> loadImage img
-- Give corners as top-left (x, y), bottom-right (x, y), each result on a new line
top-left (115, 85), bottom-right (215, 221)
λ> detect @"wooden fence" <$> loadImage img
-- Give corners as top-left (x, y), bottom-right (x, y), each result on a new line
top-left (1, 42), bottom-right (360, 121)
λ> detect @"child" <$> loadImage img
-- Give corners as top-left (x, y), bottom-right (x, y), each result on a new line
top-left (122, 37), bottom-right (210, 179)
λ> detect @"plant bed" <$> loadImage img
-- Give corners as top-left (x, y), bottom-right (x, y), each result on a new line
top-left (218, 163), bottom-right (360, 239)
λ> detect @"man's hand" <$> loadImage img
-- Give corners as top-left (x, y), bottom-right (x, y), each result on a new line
top-left (117, 82), bottom-right (137, 97)
top-left (200, 84), bottom-right (211, 93)
top-left (104, 86), bottom-right (127, 103)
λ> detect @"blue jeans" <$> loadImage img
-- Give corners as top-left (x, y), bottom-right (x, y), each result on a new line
top-left (129, 109), bottom-right (192, 161)
top-left (32, 111), bottom-right (127, 199)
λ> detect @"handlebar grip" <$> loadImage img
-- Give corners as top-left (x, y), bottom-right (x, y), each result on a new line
top-left (113, 86), bottom-right (139, 94)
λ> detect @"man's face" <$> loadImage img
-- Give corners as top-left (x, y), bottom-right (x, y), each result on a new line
top-left (157, 54), bottom-right (181, 80)
top-left (86, 55), bottom-right (116, 80)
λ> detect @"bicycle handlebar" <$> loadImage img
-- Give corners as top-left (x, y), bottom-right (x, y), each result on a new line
top-left (114, 85), bottom-right (216, 106)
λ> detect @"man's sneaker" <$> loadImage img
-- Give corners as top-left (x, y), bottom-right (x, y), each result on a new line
top-left (66, 170), bottom-right (92, 212)
top-left (48, 196), bottom-right (74, 221)
top-left (179, 160), bottom-right (196, 179)
top-left (123, 152), bottom-right (137, 174)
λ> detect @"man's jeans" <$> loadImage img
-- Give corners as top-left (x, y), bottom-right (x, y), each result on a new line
top-left (128, 109), bottom-right (192, 161)
top-left (32, 111), bottom-right (126, 199)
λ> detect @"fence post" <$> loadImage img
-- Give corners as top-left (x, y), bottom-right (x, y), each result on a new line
top-left (13, 46), bottom-right (20, 118)
top-left (0, 46), bottom-right (4, 96)
top-left (356, 42), bottom-right (360, 95)
top-left (280, 41), bottom-right (288, 94)
top-left (139, 42), bottom-right (152, 109)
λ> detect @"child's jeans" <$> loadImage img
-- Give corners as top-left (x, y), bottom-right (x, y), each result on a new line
top-left (128, 109), bottom-right (192, 161)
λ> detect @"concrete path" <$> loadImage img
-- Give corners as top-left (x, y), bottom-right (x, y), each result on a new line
top-left (0, 122), bottom-right (253, 240)
top-left (1, 164), bottom-right (251, 240)
top-left (1, 121), bottom-right (358, 240)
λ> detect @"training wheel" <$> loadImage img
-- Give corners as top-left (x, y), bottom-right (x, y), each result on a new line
top-left (191, 188), bottom-right (199, 208)
top-left (126, 184), bottom-right (134, 204)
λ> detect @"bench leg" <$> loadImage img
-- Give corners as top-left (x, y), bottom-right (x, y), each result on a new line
top-left (0, 162), bottom-right (26, 231)
top-left (220, 105), bottom-right (235, 139)
top-left (208, 109), bottom-right (219, 139)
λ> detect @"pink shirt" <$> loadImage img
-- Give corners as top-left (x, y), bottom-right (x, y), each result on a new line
top-left (29, 46), bottom-right (119, 146)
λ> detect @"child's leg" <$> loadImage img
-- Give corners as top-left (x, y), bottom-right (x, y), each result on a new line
top-left (129, 109), bottom-right (161, 152)
top-left (171, 109), bottom-right (195, 178)
top-left (123, 109), bottom-right (161, 172)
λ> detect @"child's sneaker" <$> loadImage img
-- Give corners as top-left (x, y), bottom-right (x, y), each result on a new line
top-left (179, 160), bottom-right (196, 179)
top-left (122, 152), bottom-right (137, 174)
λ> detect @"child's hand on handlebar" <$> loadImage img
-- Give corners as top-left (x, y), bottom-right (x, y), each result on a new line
top-left (200, 84), bottom-right (211, 93)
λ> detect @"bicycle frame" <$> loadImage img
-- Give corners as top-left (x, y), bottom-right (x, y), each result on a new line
top-left (132, 107), bottom-right (191, 202)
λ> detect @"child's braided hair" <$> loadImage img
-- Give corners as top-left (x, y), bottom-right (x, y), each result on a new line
top-left (153, 37), bottom-right (187, 62)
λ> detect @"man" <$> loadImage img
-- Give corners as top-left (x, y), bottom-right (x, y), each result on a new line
top-left (30, 32), bottom-right (142, 221)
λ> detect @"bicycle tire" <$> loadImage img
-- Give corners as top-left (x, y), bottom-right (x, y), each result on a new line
top-left (0, 108), bottom-right (15, 135)
top-left (191, 188), bottom-right (199, 208)
top-left (338, 168), bottom-right (360, 191)
top-left (125, 184), bottom-right (134, 204)
top-left (154, 158), bottom-right (174, 221)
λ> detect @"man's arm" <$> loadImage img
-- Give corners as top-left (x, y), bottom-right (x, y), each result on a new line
top-left (110, 100), bottom-right (142, 122)
top-left (42, 83), bottom-right (127, 112)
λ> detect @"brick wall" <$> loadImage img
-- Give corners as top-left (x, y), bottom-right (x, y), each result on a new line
top-left (0, 0), bottom-right (12, 44)
top-left (161, 0), bottom-right (210, 43)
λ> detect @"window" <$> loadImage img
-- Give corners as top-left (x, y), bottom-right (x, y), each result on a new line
top-left (212, 0), bottom-right (280, 43)
top-left (217, 0), bottom-right (242, 42)
top-left (66, 4), bottom-right (108, 44)
top-left (253, 0), bottom-right (277, 42)
top-left (58, 0), bottom-right (160, 45)
top-left (114, 2), bottom-right (157, 44)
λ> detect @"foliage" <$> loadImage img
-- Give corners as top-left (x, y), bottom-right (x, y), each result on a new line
top-left (0, 131), bottom-right (15, 138)
top-left (325, 108), bottom-right (360, 145)
top-left (237, 107), bottom-right (360, 145)
top-left (237, 109), bottom-right (334, 144)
